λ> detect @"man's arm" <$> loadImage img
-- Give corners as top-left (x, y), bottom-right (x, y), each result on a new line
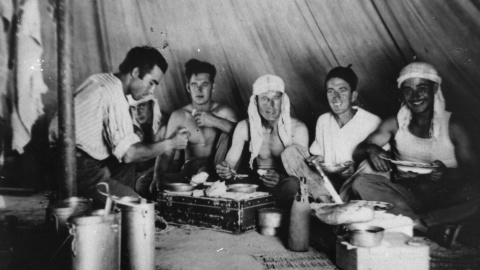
top-left (353, 117), bottom-right (397, 172)
top-left (291, 120), bottom-right (309, 148)
top-left (433, 116), bottom-right (479, 183)
top-left (193, 105), bottom-right (238, 133)
top-left (216, 120), bottom-right (248, 180)
top-left (121, 126), bottom-right (189, 163)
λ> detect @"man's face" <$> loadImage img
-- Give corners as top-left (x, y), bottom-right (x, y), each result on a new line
top-left (401, 77), bottom-right (436, 115)
top-left (130, 65), bottom-right (162, 100)
top-left (257, 91), bottom-right (282, 122)
top-left (131, 101), bottom-right (153, 125)
top-left (187, 73), bottom-right (213, 106)
top-left (326, 77), bottom-right (357, 116)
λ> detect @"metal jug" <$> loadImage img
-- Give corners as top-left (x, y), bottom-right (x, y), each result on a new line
top-left (116, 197), bottom-right (155, 270)
top-left (68, 209), bottom-right (122, 270)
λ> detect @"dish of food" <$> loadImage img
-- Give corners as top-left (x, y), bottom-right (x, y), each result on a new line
top-left (227, 184), bottom-right (259, 193)
top-left (319, 161), bottom-right (352, 174)
top-left (350, 200), bottom-right (394, 211)
top-left (380, 157), bottom-right (438, 174)
top-left (164, 183), bottom-right (196, 192)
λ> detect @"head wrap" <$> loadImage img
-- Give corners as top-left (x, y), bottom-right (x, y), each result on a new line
top-left (325, 65), bottom-right (358, 91)
top-left (127, 94), bottom-right (162, 134)
top-left (396, 62), bottom-right (446, 138)
top-left (247, 75), bottom-right (292, 168)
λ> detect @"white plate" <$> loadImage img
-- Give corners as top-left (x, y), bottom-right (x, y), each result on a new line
top-left (380, 157), bottom-right (437, 174)
top-left (319, 162), bottom-right (352, 174)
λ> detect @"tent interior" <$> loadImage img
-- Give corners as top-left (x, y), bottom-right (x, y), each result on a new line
top-left (1, 0), bottom-right (480, 268)
top-left (1, 0), bottom-right (480, 188)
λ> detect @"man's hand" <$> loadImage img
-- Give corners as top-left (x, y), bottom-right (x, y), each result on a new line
top-left (193, 110), bottom-right (217, 128)
top-left (149, 174), bottom-right (160, 195)
top-left (216, 161), bottom-right (233, 180)
top-left (340, 161), bottom-right (355, 179)
top-left (428, 160), bottom-right (446, 182)
top-left (367, 145), bottom-right (391, 172)
top-left (305, 155), bottom-right (325, 165)
top-left (170, 127), bottom-right (190, 150)
top-left (260, 170), bottom-right (280, 188)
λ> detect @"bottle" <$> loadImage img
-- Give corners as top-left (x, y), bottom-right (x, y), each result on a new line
top-left (288, 177), bottom-right (310, 252)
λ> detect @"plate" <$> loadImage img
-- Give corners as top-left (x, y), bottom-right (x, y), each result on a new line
top-left (351, 200), bottom-right (394, 211)
top-left (319, 162), bottom-right (352, 174)
top-left (164, 183), bottom-right (196, 192)
top-left (227, 184), bottom-right (259, 193)
top-left (380, 157), bottom-right (437, 174)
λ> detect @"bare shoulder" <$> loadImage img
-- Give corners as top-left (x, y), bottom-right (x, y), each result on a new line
top-left (212, 102), bottom-right (237, 120)
top-left (378, 116), bottom-right (398, 134)
top-left (448, 114), bottom-right (470, 143)
top-left (291, 118), bottom-right (308, 131)
top-left (169, 106), bottom-right (191, 122)
top-left (234, 119), bottom-right (249, 138)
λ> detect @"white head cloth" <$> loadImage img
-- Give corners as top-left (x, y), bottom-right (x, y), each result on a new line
top-left (127, 94), bottom-right (162, 134)
top-left (396, 62), bottom-right (446, 138)
top-left (247, 75), bottom-right (292, 168)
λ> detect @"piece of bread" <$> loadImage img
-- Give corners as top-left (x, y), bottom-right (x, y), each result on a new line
top-left (205, 180), bottom-right (227, 197)
top-left (310, 201), bottom-right (375, 225)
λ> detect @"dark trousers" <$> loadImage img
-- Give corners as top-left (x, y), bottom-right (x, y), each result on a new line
top-left (71, 149), bottom-right (138, 209)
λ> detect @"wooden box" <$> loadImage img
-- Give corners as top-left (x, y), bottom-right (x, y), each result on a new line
top-left (336, 232), bottom-right (429, 270)
top-left (157, 192), bottom-right (275, 234)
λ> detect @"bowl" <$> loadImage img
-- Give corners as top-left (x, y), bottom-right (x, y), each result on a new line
top-left (164, 183), bottom-right (196, 192)
top-left (320, 162), bottom-right (352, 174)
top-left (347, 225), bottom-right (385, 248)
top-left (227, 184), bottom-right (259, 193)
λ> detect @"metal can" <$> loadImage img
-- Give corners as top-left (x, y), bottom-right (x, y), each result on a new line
top-left (116, 197), bottom-right (155, 270)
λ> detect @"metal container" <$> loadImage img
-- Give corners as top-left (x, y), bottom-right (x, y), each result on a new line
top-left (258, 208), bottom-right (284, 236)
top-left (227, 184), bottom-right (259, 193)
top-left (164, 183), bottom-right (196, 192)
top-left (117, 197), bottom-right (155, 270)
top-left (348, 225), bottom-right (385, 248)
top-left (68, 209), bottom-right (121, 270)
top-left (46, 197), bottom-right (92, 238)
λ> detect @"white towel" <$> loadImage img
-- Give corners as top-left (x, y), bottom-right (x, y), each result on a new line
top-left (11, 0), bottom-right (48, 153)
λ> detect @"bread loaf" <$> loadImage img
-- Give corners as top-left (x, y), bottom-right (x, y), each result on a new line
top-left (310, 201), bottom-right (374, 225)
top-left (205, 180), bottom-right (227, 197)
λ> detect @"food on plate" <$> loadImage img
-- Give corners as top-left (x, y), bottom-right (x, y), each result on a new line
top-left (350, 200), bottom-right (394, 211)
top-left (205, 180), bottom-right (227, 197)
top-left (191, 172), bottom-right (209, 185)
top-left (192, 189), bottom-right (205, 197)
top-left (257, 169), bottom-right (267, 176)
top-left (310, 201), bottom-right (375, 225)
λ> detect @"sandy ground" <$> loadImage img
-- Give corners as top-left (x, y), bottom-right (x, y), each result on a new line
top-left (0, 193), bottom-right (332, 270)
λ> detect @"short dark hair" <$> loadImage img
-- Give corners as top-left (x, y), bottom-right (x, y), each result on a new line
top-left (185, 59), bottom-right (216, 83)
top-left (325, 65), bottom-right (358, 92)
top-left (119, 46), bottom-right (168, 78)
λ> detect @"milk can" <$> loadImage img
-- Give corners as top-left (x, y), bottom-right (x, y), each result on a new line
top-left (46, 197), bottom-right (92, 238)
top-left (68, 209), bottom-right (122, 270)
top-left (116, 197), bottom-right (155, 270)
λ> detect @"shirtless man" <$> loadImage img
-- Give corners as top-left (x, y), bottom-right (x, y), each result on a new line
top-left (149, 59), bottom-right (237, 193)
top-left (216, 74), bottom-right (309, 208)
top-left (347, 62), bottom-right (479, 231)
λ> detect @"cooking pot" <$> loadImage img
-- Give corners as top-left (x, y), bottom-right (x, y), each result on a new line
top-left (347, 225), bottom-right (384, 248)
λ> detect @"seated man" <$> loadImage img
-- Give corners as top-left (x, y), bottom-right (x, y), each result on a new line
top-left (148, 59), bottom-right (238, 195)
top-left (216, 74), bottom-right (309, 209)
top-left (345, 62), bottom-right (479, 232)
top-left (307, 65), bottom-right (381, 191)
top-left (49, 46), bottom-right (189, 208)
top-left (127, 94), bottom-right (167, 187)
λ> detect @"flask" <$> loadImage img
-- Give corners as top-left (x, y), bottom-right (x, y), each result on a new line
top-left (288, 177), bottom-right (310, 252)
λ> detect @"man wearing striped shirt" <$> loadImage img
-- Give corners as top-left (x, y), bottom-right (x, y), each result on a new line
top-left (49, 46), bottom-right (189, 208)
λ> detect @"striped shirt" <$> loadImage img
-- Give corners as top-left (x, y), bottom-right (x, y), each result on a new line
top-left (49, 73), bottom-right (140, 161)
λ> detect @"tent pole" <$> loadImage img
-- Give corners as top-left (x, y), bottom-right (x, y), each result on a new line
top-left (57, 0), bottom-right (76, 198)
